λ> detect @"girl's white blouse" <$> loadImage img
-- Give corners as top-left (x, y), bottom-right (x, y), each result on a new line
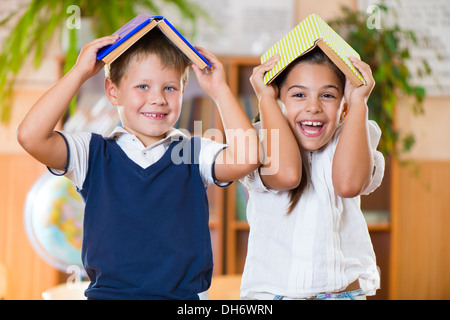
top-left (240, 120), bottom-right (385, 299)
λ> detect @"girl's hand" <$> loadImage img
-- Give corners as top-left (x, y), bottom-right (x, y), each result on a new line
top-left (249, 54), bottom-right (280, 101)
top-left (191, 46), bottom-right (228, 100)
top-left (345, 56), bottom-right (375, 106)
top-left (72, 35), bottom-right (120, 81)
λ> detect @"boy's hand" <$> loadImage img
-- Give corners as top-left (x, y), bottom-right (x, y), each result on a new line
top-left (73, 35), bottom-right (119, 81)
top-left (191, 47), bottom-right (260, 183)
top-left (345, 57), bottom-right (375, 107)
top-left (17, 34), bottom-right (119, 172)
top-left (191, 47), bottom-right (229, 100)
top-left (249, 54), bottom-right (280, 101)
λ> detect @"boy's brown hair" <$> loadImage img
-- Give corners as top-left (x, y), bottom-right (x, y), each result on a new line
top-left (105, 28), bottom-right (190, 86)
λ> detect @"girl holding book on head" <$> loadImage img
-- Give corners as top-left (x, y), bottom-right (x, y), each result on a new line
top-left (239, 45), bottom-right (385, 300)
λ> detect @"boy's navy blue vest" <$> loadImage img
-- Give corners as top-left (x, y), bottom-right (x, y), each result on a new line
top-left (78, 133), bottom-right (213, 300)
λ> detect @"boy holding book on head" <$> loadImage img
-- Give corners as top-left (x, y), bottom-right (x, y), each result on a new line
top-left (17, 18), bottom-right (259, 299)
top-left (240, 14), bottom-right (385, 300)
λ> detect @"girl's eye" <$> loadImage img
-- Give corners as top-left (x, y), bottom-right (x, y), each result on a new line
top-left (322, 93), bottom-right (336, 99)
top-left (292, 93), bottom-right (305, 98)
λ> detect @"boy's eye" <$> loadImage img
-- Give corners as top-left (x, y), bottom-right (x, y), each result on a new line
top-left (137, 84), bottom-right (148, 90)
top-left (165, 86), bottom-right (176, 92)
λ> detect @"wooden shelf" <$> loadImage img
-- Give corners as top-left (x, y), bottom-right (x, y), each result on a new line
top-left (368, 222), bottom-right (390, 232)
top-left (230, 220), bottom-right (250, 230)
top-left (223, 57), bottom-right (259, 274)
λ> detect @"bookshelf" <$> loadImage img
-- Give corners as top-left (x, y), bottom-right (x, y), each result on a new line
top-left (221, 57), bottom-right (260, 274)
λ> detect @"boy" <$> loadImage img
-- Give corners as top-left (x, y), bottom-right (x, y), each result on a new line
top-left (17, 29), bottom-right (259, 299)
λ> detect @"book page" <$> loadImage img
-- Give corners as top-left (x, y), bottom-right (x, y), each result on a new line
top-left (359, 0), bottom-right (450, 96)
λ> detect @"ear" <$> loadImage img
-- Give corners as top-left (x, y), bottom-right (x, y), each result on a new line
top-left (339, 101), bottom-right (348, 123)
top-left (105, 78), bottom-right (120, 106)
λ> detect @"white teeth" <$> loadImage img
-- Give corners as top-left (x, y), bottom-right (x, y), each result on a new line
top-left (301, 121), bottom-right (323, 127)
top-left (144, 113), bottom-right (165, 118)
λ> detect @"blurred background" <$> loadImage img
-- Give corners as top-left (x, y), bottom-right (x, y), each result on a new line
top-left (0, 0), bottom-right (449, 300)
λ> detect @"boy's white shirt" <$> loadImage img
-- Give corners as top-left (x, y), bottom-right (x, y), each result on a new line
top-left (52, 126), bottom-right (228, 190)
top-left (50, 126), bottom-right (225, 300)
top-left (240, 120), bottom-right (385, 299)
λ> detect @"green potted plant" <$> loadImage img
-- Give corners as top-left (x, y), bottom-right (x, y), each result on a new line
top-left (329, 4), bottom-right (431, 157)
top-left (0, 0), bottom-right (210, 122)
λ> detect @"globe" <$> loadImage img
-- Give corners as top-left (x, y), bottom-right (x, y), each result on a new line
top-left (24, 172), bottom-right (85, 275)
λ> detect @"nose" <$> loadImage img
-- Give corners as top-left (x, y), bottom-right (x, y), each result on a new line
top-left (306, 97), bottom-right (321, 113)
top-left (148, 89), bottom-right (166, 106)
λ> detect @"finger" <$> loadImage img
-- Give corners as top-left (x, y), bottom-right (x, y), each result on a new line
top-left (262, 54), bottom-right (280, 69)
top-left (349, 57), bottom-right (374, 87)
top-left (191, 63), bottom-right (205, 79)
top-left (195, 46), bottom-right (211, 55)
top-left (349, 56), bottom-right (372, 75)
top-left (91, 34), bottom-right (120, 45)
top-left (87, 35), bottom-right (120, 51)
top-left (194, 46), bottom-right (218, 66)
top-left (265, 54), bottom-right (280, 64)
top-left (253, 54), bottom-right (280, 77)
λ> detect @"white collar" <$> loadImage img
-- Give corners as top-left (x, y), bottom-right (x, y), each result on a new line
top-left (108, 126), bottom-right (188, 149)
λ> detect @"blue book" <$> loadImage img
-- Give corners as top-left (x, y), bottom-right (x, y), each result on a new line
top-left (97, 14), bottom-right (211, 70)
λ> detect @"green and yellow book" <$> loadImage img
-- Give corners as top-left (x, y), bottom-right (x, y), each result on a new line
top-left (262, 14), bottom-right (365, 87)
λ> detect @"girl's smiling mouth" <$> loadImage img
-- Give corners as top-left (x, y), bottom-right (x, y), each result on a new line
top-left (298, 120), bottom-right (325, 137)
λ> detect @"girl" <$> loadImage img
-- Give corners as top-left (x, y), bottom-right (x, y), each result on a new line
top-left (240, 47), bottom-right (385, 300)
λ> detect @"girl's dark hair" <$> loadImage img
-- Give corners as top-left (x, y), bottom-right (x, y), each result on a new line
top-left (256, 47), bottom-right (345, 214)
top-left (274, 47), bottom-right (345, 91)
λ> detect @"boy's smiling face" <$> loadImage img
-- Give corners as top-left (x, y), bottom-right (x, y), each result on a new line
top-left (278, 62), bottom-right (346, 152)
top-left (106, 53), bottom-right (185, 147)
